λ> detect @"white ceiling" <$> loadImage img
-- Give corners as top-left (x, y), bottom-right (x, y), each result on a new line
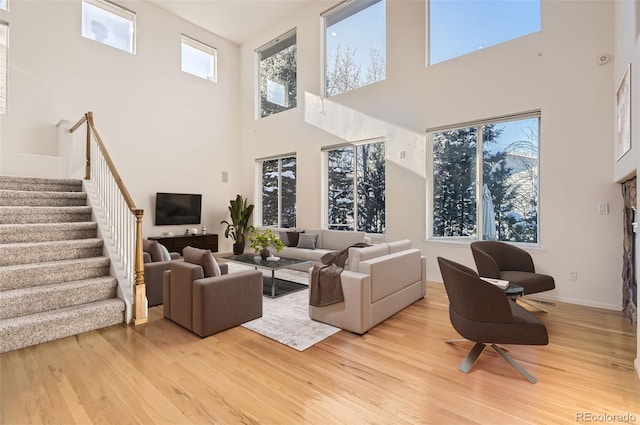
top-left (147, 0), bottom-right (320, 45)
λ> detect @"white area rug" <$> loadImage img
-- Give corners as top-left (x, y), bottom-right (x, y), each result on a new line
top-left (225, 262), bottom-right (341, 351)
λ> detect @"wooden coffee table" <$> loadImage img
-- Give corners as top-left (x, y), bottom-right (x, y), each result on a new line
top-left (222, 254), bottom-right (311, 298)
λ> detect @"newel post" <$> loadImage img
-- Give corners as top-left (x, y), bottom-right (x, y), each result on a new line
top-left (132, 208), bottom-right (148, 325)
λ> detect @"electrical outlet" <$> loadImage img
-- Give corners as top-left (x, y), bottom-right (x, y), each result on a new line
top-left (598, 202), bottom-right (609, 214)
top-left (568, 270), bottom-right (577, 281)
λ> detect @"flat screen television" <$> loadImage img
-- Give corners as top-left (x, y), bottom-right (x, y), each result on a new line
top-left (155, 192), bottom-right (202, 225)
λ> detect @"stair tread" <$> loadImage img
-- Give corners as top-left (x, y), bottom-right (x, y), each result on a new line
top-left (0, 222), bottom-right (97, 231)
top-left (0, 176), bottom-right (82, 185)
top-left (0, 256), bottom-right (111, 273)
top-left (0, 298), bottom-right (124, 327)
top-left (1, 276), bottom-right (117, 298)
top-left (0, 238), bottom-right (103, 249)
top-left (0, 205), bottom-right (91, 211)
top-left (0, 189), bottom-right (87, 198)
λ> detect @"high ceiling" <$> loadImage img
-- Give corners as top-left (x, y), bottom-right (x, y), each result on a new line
top-left (146, 0), bottom-right (322, 45)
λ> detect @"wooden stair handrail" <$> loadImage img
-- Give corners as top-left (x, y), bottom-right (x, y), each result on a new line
top-left (69, 111), bottom-right (147, 326)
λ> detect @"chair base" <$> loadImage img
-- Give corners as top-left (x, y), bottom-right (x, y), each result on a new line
top-left (518, 297), bottom-right (554, 313)
top-left (454, 341), bottom-right (538, 384)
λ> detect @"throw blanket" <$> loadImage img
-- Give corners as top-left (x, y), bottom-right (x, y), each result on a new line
top-left (310, 243), bottom-right (371, 307)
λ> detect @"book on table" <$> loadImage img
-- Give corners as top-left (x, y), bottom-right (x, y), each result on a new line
top-left (480, 277), bottom-right (510, 289)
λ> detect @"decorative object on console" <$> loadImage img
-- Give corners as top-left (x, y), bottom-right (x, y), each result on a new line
top-left (250, 228), bottom-right (285, 259)
top-left (221, 194), bottom-right (255, 255)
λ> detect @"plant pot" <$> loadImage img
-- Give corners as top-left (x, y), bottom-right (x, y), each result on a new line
top-left (233, 242), bottom-right (245, 255)
top-left (260, 248), bottom-right (270, 260)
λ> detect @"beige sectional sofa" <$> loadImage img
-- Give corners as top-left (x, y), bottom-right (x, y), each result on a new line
top-left (309, 240), bottom-right (427, 334)
top-left (270, 228), bottom-right (369, 270)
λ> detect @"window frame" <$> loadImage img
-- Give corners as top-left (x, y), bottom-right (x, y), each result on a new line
top-left (255, 153), bottom-right (297, 228)
top-left (255, 29), bottom-right (297, 119)
top-left (322, 0), bottom-right (387, 98)
top-left (322, 138), bottom-right (386, 234)
top-left (427, 110), bottom-right (541, 246)
top-left (81, 0), bottom-right (136, 54)
top-left (181, 34), bottom-right (217, 82)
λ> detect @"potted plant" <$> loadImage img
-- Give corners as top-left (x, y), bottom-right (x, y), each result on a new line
top-left (220, 194), bottom-right (255, 255)
top-left (249, 228), bottom-right (285, 259)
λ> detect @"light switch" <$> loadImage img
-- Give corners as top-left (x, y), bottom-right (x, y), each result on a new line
top-left (598, 202), bottom-right (609, 214)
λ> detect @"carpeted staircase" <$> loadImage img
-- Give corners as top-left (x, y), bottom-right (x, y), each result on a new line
top-left (0, 176), bottom-right (125, 353)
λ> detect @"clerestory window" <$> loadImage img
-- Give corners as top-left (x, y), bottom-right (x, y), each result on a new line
top-left (81, 0), bottom-right (135, 54)
top-left (428, 0), bottom-right (540, 65)
top-left (257, 30), bottom-right (297, 118)
top-left (0, 21), bottom-right (7, 115)
top-left (323, 0), bottom-right (386, 97)
top-left (181, 35), bottom-right (217, 82)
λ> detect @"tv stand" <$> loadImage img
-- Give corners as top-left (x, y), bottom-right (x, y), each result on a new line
top-left (149, 234), bottom-right (218, 255)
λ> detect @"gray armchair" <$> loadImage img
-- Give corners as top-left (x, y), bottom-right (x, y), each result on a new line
top-left (163, 246), bottom-right (263, 337)
top-left (143, 239), bottom-right (181, 307)
top-left (470, 241), bottom-right (555, 312)
top-left (437, 257), bottom-right (548, 383)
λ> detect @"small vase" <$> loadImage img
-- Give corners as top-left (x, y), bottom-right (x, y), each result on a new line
top-left (260, 248), bottom-right (270, 260)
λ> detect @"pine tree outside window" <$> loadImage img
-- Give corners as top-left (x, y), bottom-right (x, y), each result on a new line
top-left (258, 155), bottom-right (297, 228)
top-left (81, 0), bottom-right (136, 54)
top-left (429, 112), bottom-right (540, 244)
top-left (325, 140), bottom-right (385, 234)
top-left (257, 30), bottom-right (296, 118)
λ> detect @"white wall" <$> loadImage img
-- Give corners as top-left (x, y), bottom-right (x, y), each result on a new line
top-left (239, 0), bottom-right (623, 310)
top-left (0, 0), bottom-right (243, 243)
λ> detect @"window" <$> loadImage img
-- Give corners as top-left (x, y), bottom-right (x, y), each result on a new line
top-left (0, 1), bottom-right (8, 11)
top-left (429, 112), bottom-right (540, 243)
top-left (257, 30), bottom-right (296, 118)
top-left (181, 35), bottom-right (217, 82)
top-left (258, 155), bottom-right (297, 228)
top-left (325, 140), bottom-right (385, 233)
top-left (323, 0), bottom-right (386, 97)
top-left (81, 0), bottom-right (135, 54)
top-left (428, 0), bottom-right (540, 65)
top-left (0, 21), bottom-right (7, 115)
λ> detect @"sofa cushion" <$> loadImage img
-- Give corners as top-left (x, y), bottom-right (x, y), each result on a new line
top-left (388, 239), bottom-right (411, 253)
top-left (280, 246), bottom-right (332, 262)
top-left (183, 246), bottom-right (220, 277)
top-left (297, 233), bottom-right (319, 249)
top-left (347, 243), bottom-right (389, 272)
top-left (278, 231), bottom-right (289, 246)
top-left (143, 239), bottom-right (164, 262)
top-left (321, 229), bottom-right (366, 250)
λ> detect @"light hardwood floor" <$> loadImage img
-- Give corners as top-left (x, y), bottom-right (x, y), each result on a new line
top-left (1, 282), bottom-right (639, 425)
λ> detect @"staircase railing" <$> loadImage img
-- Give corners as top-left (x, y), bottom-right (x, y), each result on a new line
top-left (69, 112), bottom-right (147, 325)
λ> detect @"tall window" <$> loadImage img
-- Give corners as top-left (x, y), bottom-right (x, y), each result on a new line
top-left (0, 21), bottom-right (7, 115)
top-left (0, 1), bottom-right (8, 11)
top-left (325, 141), bottom-right (385, 233)
top-left (81, 0), bottom-right (135, 54)
top-left (259, 155), bottom-right (297, 228)
top-left (181, 35), bottom-right (217, 82)
top-left (323, 0), bottom-right (386, 97)
top-left (430, 113), bottom-right (540, 243)
top-left (257, 30), bottom-right (296, 118)
top-left (429, 0), bottom-right (540, 65)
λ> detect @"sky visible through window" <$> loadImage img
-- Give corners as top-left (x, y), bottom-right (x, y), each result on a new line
top-left (182, 41), bottom-right (215, 81)
top-left (429, 0), bottom-right (540, 65)
top-left (326, 0), bottom-right (385, 93)
top-left (82, 1), bottom-right (134, 53)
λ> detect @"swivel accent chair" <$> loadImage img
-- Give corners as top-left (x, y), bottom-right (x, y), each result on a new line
top-left (437, 257), bottom-right (548, 383)
top-left (470, 241), bottom-right (555, 312)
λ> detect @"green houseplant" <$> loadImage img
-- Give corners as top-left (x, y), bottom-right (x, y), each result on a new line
top-left (220, 194), bottom-right (255, 255)
top-left (249, 228), bottom-right (285, 259)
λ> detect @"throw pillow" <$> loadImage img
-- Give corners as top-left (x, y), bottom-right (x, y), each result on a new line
top-left (158, 243), bottom-right (172, 261)
top-left (183, 246), bottom-right (219, 278)
top-left (297, 233), bottom-right (318, 250)
top-left (142, 239), bottom-right (163, 262)
top-left (278, 231), bottom-right (289, 246)
top-left (287, 231), bottom-right (304, 247)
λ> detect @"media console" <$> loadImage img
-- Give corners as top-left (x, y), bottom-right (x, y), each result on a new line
top-left (148, 234), bottom-right (218, 255)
